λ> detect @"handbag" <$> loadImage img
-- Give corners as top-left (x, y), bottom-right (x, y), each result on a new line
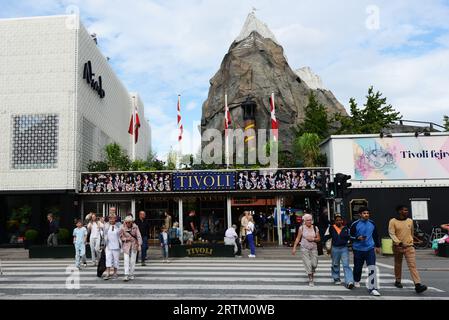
top-left (314, 226), bottom-right (324, 256)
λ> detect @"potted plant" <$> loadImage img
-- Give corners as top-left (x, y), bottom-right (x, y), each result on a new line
top-left (57, 228), bottom-right (70, 245)
top-left (24, 229), bottom-right (39, 249)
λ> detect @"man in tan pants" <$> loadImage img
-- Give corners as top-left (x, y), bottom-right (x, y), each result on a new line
top-left (389, 205), bottom-right (427, 294)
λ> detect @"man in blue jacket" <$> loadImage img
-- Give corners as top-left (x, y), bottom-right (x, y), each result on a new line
top-left (350, 207), bottom-right (381, 296)
top-left (324, 214), bottom-right (354, 289)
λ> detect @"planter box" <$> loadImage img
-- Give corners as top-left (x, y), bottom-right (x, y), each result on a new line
top-left (29, 245), bottom-right (92, 259)
top-left (170, 243), bottom-right (235, 258)
top-left (437, 243), bottom-right (449, 258)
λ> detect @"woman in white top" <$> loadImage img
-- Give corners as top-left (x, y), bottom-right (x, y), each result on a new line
top-left (246, 215), bottom-right (256, 258)
top-left (103, 215), bottom-right (121, 280)
top-left (292, 214), bottom-right (321, 286)
top-left (87, 213), bottom-right (104, 266)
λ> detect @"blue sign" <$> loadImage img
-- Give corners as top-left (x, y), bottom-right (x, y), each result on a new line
top-left (173, 172), bottom-right (236, 191)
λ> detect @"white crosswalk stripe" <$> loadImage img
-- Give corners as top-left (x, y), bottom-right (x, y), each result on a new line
top-left (0, 258), bottom-right (445, 299)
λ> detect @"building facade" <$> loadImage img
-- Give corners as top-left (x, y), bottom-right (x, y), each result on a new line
top-left (0, 15), bottom-right (150, 244)
top-left (321, 133), bottom-right (449, 236)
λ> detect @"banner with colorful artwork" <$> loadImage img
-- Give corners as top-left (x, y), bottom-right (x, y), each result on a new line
top-left (353, 136), bottom-right (449, 180)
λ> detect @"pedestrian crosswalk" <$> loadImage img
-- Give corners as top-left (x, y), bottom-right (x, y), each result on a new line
top-left (0, 258), bottom-right (446, 300)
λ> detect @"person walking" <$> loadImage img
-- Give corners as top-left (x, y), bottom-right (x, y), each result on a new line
top-left (350, 207), bottom-right (381, 296)
top-left (240, 211), bottom-right (250, 249)
top-left (246, 215), bottom-right (256, 258)
top-left (292, 214), bottom-right (320, 286)
top-left (159, 226), bottom-right (170, 263)
top-left (87, 213), bottom-right (104, 266)
top-left (135, 211), bottom-right (150, 266)
top-left (324, 215), bottom-right (354, 289)
top-left (72, 219), bottom-right (87, 270)
top-left (120, 216), bottom-right (142, 281)
top-left (47, 214), bottom-right (59, 247)
top-left (103, 214), bottom-right (121, 280)
top-left (389, 205), bottom-right (428, 293)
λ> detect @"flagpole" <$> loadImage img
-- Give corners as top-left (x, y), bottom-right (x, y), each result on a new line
top-left (177, 94), bottom-right (182, 170)
top-left (132, 98), bottom-right (136, 161)
top-left (225, 93), bottom-right (229, 170)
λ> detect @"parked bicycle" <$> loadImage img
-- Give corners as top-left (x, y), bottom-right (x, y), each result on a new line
top-left (413, 221), bottom-right (431, 249)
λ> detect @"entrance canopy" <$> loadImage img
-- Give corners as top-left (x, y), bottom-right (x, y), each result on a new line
top-left (80, 168), bottom-right (330, 195)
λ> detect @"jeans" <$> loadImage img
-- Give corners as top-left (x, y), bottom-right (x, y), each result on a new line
top-left (138, 236), bottom-right (148, 262)
top-left (124, 250), bottom-right (137, 276)
top-left (90, 237), bottom-right (101, 264)
top-left (353, 249), bottom-right (376, 283)
top-left (161, 244), bottom-right (169, 259)
top-left (47, 233), bottom-right (58, 246)
top-left (247, 233), bottom-right (255, 255)
top-left (331, 246), bottom-right (354, 284)
top-left (74, 243), bottom-right (85, 268)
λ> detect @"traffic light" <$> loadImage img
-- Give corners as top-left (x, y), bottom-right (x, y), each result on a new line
top-left (335, 173), bottom-right (352, 197)
top-left (327, 182), bottom-right (336, 198)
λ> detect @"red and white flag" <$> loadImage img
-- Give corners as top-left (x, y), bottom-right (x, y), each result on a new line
top-left (128, 108), bottom-right (141, 144)
top-left (270, 92), bottom-right (279, 142)
top-left (177, 95), bottom-right (183, 142)
top-left (224, 94), bottom-right (231, 131)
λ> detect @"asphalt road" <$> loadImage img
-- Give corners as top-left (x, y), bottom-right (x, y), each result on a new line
top-left (0, 248), bottom-right (447, 300)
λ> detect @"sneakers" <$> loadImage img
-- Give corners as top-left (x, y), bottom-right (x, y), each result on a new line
top-left (83, 263), bottom-right (87, 268)
top-left (347, 283), bottom-right (355, 290)
top-left (111, 274), bottom-right (118, 280)
top-left (129, 275), bottom-right (135, 280)
top-left (248, 254), bottom-right (256, 258)
top-left (394, 281), bottom-right (403, 289)
top-left (415, 284), bottom-right (428, 294)
top-left (334, 279), bottom-right (342, 285)
top-left (354, 282), bottom-right (361, 288)
top-left (370, 289), bottom-right (381, 296)
top-left (103, 275), bottom-right (110, 281)
top-left (309, 281), bottom-right (315, 287)
top-left (123, 276), bottom-right (129, 282)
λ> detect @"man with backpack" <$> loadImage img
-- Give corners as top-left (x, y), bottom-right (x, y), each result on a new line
top-left (324, 214), bottom-right (354, 289)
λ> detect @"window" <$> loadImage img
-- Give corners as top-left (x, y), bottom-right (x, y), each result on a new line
top-left (11, 114), bottom-right (59, 169)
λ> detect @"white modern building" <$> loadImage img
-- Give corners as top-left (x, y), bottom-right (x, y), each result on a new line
top-left (0, 15), bottom-right (151, 244)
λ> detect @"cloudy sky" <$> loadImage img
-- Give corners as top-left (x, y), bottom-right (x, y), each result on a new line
top-left (2, 0), bottom-right (449, 159)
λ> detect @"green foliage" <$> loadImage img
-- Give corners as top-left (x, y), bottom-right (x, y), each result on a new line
top-left (9, 205), bottom-right (32, 226)
top-left (57, 228), bottom-right (70, 244)
top-left (24, 229), bottom-right (39, 241)
top-left (444, 115), bottom-right (449, 132)
top-left (296, 92), bottom-right (330, 139)
top-left (147, 151), bottom-right (165, 170)
top-left (293, 133), bottom-right (324, 167)
top-left (166, 148), bottom-right (177, 170)
top-left (335, 86), bottom-right (402, 134)
top-left (130, 159), bottom-right (149, 171)
top-left (87, 160), bottom-right (109, 172)
top-left (105, 143), bottom-right (131, 171)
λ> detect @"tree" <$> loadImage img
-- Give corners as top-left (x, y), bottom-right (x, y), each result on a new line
top-left (335, 86), bottom-right (402, 134)
top-left (166, 148), bottom-right (177, 170)
top-left (296, 92), bottom-right (331, 139)
top-left (146, 151), bottom-right (165, 170)
top-left (444, 115), bottom-right (449, 132)
top-left (293, 133), bottom-right (326, 167)
top-left (104, 143), bottom-right (131, 171)
top-left (87, 160), bottom-right (108, 172)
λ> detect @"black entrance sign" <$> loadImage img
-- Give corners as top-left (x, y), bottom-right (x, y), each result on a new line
top-left (83, 61), bottom-right (105, 98)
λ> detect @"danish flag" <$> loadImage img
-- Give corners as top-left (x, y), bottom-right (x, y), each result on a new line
top-left (270, 92), bottom-right (279, 141)
top-left (177, 95), bottom-right (183, 142)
